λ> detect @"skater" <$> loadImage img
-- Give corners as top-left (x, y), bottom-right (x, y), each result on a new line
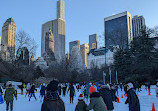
top-left (110, 85), bottom-right (118, 102)
top-left (85, 83), bottom-right (91, 100)
top-left (99, 85), bottom-right (114, 111)
top-left (41, 80), bottom-right (65, 111)
top-left (29, 84), bottom-right (37, 101)
top-left (19, 83), bottom-right (24, 95)
top-left (25, 83), bottom-right (31, 97)
top-left (13, 85), bottom-right (18, 95)
top-left (40, 83), bottom-right (46, 102)
top-left (67, 83), bottom-right (75, 103)
top-left (0, 85), bottom-right (4, 104)
top-left (120, 83), bottom-right (123, 91)
top-left (156, 80), bottom-right (158, 97)
top-left (4, 81), bottom-right (17, 111)
top-left (86, 85), bottom-right (107, 111)
top-left (75, 94), bottom-right (87, 111)
top-left (147, 82), bottom-right (151, 94)
top-left (62, 84), bottom-right (67, 96)
top-left (125, 83), bottom-right (140, 111)
top-left (58, 84), bottom-right (62, 96)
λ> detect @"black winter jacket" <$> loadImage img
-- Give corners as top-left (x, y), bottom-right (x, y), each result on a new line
top-left (99, 86), bottom-right (114, 110)
top-left (41, 91), bottom-right (65, 111)
top-left (125, 88), bottom-right (140, 111)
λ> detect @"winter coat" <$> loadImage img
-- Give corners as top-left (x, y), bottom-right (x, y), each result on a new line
top-left (155, 85), bottom-right (158, 94)
top-left (40, 85), bottom-right (46, 95)
top-left (30, 85), bottom-right (36, 93)
top-left (68, 85), bottom-right (75, 97)
top-left (41, 91), bottom-right (65, 111)
top-left (81, 86), bottom-right (85, 93)
top-left (75, 100), bottom-right (87, 111)
top-left (125, 88), bottom-right (140, 111)
top-left (0, 87), bottom-right (3, 96)
top-left (86, 92), bottom-right (107, 111)
top-left (26, 84), bottom-right (31, 90)
top-left (85, 83), bottom-right (91, 96)
top-left (110, 89), bottom-right (118, 102)
top-left (99, 85), bottom-right (114, 110)
top-left (4, 87), bottom-right (17, 101)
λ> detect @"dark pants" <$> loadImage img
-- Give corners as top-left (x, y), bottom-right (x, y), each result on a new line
top-left (6, 100), bottom-right (13, 111)
top-left (70, 96), bottom-right (74, 103)
top-left (29, 93), bottom-right (36, 100)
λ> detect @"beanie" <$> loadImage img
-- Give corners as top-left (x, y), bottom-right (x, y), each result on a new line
top-left (89, 86), bottom-right (96, 93)
top-left (78, 94), bottom-right (84, 100)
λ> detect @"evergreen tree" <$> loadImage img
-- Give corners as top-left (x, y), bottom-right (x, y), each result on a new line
top-left (34, 66), bottom-right (45, 79)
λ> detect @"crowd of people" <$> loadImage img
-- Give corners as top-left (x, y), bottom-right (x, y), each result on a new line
top-left (0, 80), bottom-right (158, 111)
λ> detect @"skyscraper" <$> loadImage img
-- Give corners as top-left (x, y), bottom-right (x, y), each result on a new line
top-left (89, 34), bottom-right (97, 50)
top-left (57, 0), bottom-right (65, 20)
top-left (1, 18), bottom-right (16, 62)
top-left (41, 0), bottom-right (65, 63)
top-left (132, 15), bottom-right (146, 38)
top-left (80, 43), bottom-right (89, 67)
top-left (104, 11), bottom-right (133, 49)
top-left (69, 40), bottom-right (80, 55)
top-left (0, 36), bottom-right (1, 51)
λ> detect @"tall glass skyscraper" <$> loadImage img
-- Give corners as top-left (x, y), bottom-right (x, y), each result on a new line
top-left (89, 34), bottom-right (97, 50)
top-left (132, 15), bottom-right (146, 38)
top-left (104, 11), bottom-right (133, 49)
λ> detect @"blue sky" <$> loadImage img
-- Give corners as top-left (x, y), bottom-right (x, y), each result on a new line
top-left (0, 0), bottom-right (158, 58)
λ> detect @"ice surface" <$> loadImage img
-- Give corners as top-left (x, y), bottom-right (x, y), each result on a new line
top-left (0, 86), bottom-right (157, 111)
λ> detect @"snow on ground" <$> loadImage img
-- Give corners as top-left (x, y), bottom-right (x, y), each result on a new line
top-left (0, 86), bottom-right (158, 111)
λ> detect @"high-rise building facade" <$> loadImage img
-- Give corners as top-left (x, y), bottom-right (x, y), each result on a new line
top-left (132, 15), bottom-right (146, 38)
top-left (1, 18), bottom-right (16, 62)
top-left (0, 36), bottom-right (1, 51)
top-left (69, 40), bottom-right (80, 55)
top-left (89, 34), bottom-right (97, 50)
top-left (41, 0), bottom-right (65, 63)
top-left (80, 43), bottom-right (89, 67)
top-left (57, 0), bottom-right (65, 20)
top-left (104, 11), bottom-right (133, 49)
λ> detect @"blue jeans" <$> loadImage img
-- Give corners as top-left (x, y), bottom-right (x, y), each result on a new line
top-left (29, 93), bottom-right (36, 100)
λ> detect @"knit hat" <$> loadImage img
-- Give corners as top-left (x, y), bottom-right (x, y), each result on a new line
top-left (46, 80), bottom-right (59, 92)
top-left (78, 94), bottom-right (84, 100)
top-left (89, 86), bottom-right (96, 93)
top-left (127, 83), bottom-right (134, 91)
top-left (6, 81), bottom-right (12, 86)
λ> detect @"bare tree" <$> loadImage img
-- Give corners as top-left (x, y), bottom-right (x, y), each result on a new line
top-left (16, 30), bottom-right (38, 57)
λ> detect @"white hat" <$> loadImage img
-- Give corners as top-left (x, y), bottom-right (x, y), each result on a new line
top-left (78, 94), bottom-right (84, 100)
top-left (6, 81), bottom-right (12, 86)
top-left (127, 83), bottom-right (134, 91)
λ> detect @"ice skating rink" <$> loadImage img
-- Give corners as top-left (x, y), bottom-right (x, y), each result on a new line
top-left (0, 86), bottom-right (157, 111)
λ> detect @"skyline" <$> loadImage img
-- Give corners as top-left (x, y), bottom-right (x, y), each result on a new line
top-left (0, 0), bottom-right (158, 58)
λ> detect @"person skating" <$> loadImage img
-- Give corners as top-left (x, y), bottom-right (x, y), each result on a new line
top-left (41, 80), bottom-right (65, 111)
top-left (110, 85), bottom-right (118, 102)
top-left (99, 85), bottom-right (114, 111)
top-left (67, 83), bottom-right (75, 103)
top-left (62, 84), bottom-right (67, 96)
top-left (25, 83), bottom-right (31, 97)
top-left (0, 85), bottom-right (4, 104)
top-left (58, 84), bottom-right (62, 96)
top-left (18, 83), bottom-right (24, 95)
top-left (75, 94), bottom-right (87, 111)
top-left (125, 83), bottom-right (140, 111)
top-left (29, 84), bottom-right (37, 101)
top-left (4, 81), bottom-right (17, 111)
top-left (156, 80), bottom-right (158, 97)
top-left (40, 83), bottom-right (46, 102)
top-left (86, 85), bottom-right (107, 111)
